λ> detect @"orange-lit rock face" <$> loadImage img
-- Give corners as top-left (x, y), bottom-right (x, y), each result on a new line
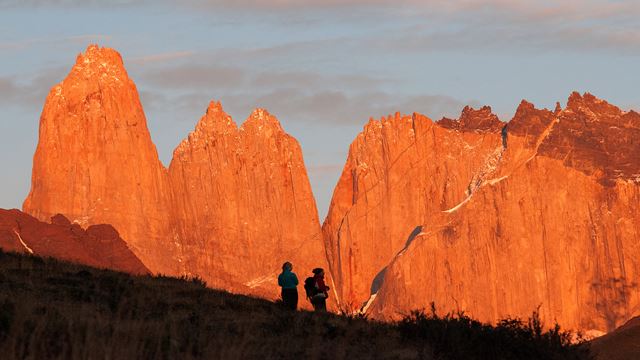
top-left (23, 45), bottom-right (327, 300)
top-left (22, 45), bottom-right (177, 273)
top-left (322, 109), bottom-right (505, 310)
top-left (0, 209), bottom-right (148, 275)
top-left (168, 102), bottom-right (327, 297)
top-left (325, 95), bottom-right (640, 332)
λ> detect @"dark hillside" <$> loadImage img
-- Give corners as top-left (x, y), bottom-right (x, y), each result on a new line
top-left (589, 316), bottom-right (640, 360)
top-left (0, 250), bottom-right (590, 359)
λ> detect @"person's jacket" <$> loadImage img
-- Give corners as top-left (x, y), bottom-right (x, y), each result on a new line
top-left (278, 270), bottom-right (299, 289)
top-left (314, 274), bottom-right (329, 294)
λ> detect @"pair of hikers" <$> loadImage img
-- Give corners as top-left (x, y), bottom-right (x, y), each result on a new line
top-left (277, 261), bottom-right (329, 311)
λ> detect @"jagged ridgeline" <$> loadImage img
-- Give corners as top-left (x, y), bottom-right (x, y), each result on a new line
top-left (18, 45), bottom-right (640, 334)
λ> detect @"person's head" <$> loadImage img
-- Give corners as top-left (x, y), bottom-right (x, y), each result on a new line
top-left (282, 261), bottom-right (292, 272)
top-left (312, 267), bottom-right (324, 277)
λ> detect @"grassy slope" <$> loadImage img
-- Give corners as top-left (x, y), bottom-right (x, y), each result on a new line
top-left (0, 250), bottom-right (591, 359)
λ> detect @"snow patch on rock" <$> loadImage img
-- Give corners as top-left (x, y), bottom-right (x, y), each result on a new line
top-left (13, 230), bottom-right (34, 254)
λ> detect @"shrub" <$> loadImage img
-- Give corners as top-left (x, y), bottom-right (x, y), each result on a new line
top-left (398, 303), bottom-right (591, 360)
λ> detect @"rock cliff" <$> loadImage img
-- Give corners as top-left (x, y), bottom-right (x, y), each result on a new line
top-left (322, 109), bottom-right (505, 311)
top-left (324, 94), bottom-right (640, 332)
top-left (22, 45), bottom-right (177, 273)
top-left (168, 102), bottom-right (326, 296)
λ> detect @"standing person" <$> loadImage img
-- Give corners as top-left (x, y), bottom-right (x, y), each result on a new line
top-left (278, 261), bottom-right (299, 310)
top-left (311, 268), bottom-right (329, 312)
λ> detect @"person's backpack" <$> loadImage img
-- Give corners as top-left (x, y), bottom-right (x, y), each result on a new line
top-left (304, 277), bottom-right (317, 299)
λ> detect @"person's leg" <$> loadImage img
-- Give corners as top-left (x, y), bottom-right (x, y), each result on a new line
top-left (282, 289), bottom-right (297, 310)
top-left (292, 289), bottom-right (298, 310)
top-left (319, 298), bottom-right (327, 312)
top-left (281, 288), bottom-right (289, 308)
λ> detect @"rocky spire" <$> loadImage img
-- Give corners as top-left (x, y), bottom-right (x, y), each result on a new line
top-left (438, 105), bottom-right (503, 132)
top-left (23, 45), bottom-right (177, 273)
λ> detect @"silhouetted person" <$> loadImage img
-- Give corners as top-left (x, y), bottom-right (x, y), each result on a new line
top-left (311, 267), bottom-right (329, 312)
top-left (278, 261), bottom-right (299, 310)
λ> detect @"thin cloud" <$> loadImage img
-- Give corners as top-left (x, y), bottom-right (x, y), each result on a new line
top-left (0, 35), bottom-right (112, 51)
top-left (137, 58), bottom-right (390, 92)
top-left (129, 51), bottom-right (196, 65)
top-left (138, 90), bottom-right (170, 112)
top-left (140, 64), bottom-right (247, 89)
top-left (66, 34), bottom-right (113, 43)
top-left (4, 0), bottom-right (640, 18)
top-left (250, 70), bottom-right (388, 89)
top-left (0, 0), bottom-right (413, 9)
top-left (0, 77), bottom-right (21, 103)
top-left (159, 87), bottom-right (475, 125)
top-left (364, 6), bottom-right (640, 56)
top-left (0, 0), bottom-right (143, 8)
top-left (5, 1), bottom-right (638, 55)
top-left (0, 67), bottom-right (66, 107)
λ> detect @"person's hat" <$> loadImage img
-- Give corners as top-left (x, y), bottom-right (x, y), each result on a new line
top-left (312, 267), bottom-right (324, 274)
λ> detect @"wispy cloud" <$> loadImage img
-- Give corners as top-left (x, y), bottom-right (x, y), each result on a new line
top-left (0, 0), bottom-right (141, 8)
top-left (0, 67), bottom-right (66, 107)
top-left (0, 35), bottom-right (112, 51)
top-left (192, 1), bottom-right (640, 56)
top-left (4, 1), bottom-right (639, 55)
top-left (137, 58), bottom-right (390, 92)
top-left (140, 64), bottom-right (246, 89)
top-left (0, 77), bottom-right (22, 103)
top-left (129, 51), bottom-right (195, 65)
top-left (150, 87), bottom-right (475, 125)
top-left (66, 34), bottom-right (113, 44)
top-left (0, 0), bottom-right (408, 9)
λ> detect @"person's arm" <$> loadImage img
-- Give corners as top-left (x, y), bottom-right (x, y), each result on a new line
top-left (318, 278), bottom-right (329, 292)
top-left (293, 273), bottom-right (299, 286)
top-left (278, 274), bottom-right (283, 287)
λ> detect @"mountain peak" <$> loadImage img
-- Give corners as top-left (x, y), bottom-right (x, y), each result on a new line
top-left (515, 99), bottom-right (536, 112)
top-left (206, 100), bottom-right (224, 115)
top-left (554, 102), bottom-right (562, 114)
top-left (508, 100), bottom-right (555, 141)
top-left (70, 44), bottom-right (128, 83)
top-left (173, 101), bottom-right (237, 157)
top-left (196, 100), bottom-right (237, 133)
top-left (249, 108), bottom-right (274, 121)
top-left (565, 91), bottom-right (621, 118)
top-left (241, 108), bottom-right (284, 134)
top-left (438, 105), bottom-right (503, 132)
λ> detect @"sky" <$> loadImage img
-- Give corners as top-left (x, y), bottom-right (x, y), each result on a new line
top-left (1, 0), bottom-right (639, 218)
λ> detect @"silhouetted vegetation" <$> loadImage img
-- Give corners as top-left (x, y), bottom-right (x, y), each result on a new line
top-left (0, 249), bottom-right (591, 359)
top-left (399, 303), bottom-right (591, 360)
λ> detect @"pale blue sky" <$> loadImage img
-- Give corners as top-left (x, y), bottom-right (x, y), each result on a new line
top-left (1, 0), bottom-right (639, 217)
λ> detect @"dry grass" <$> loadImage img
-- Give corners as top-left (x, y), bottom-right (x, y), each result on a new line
top-left (0, 249), bottom-right (591, 359)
